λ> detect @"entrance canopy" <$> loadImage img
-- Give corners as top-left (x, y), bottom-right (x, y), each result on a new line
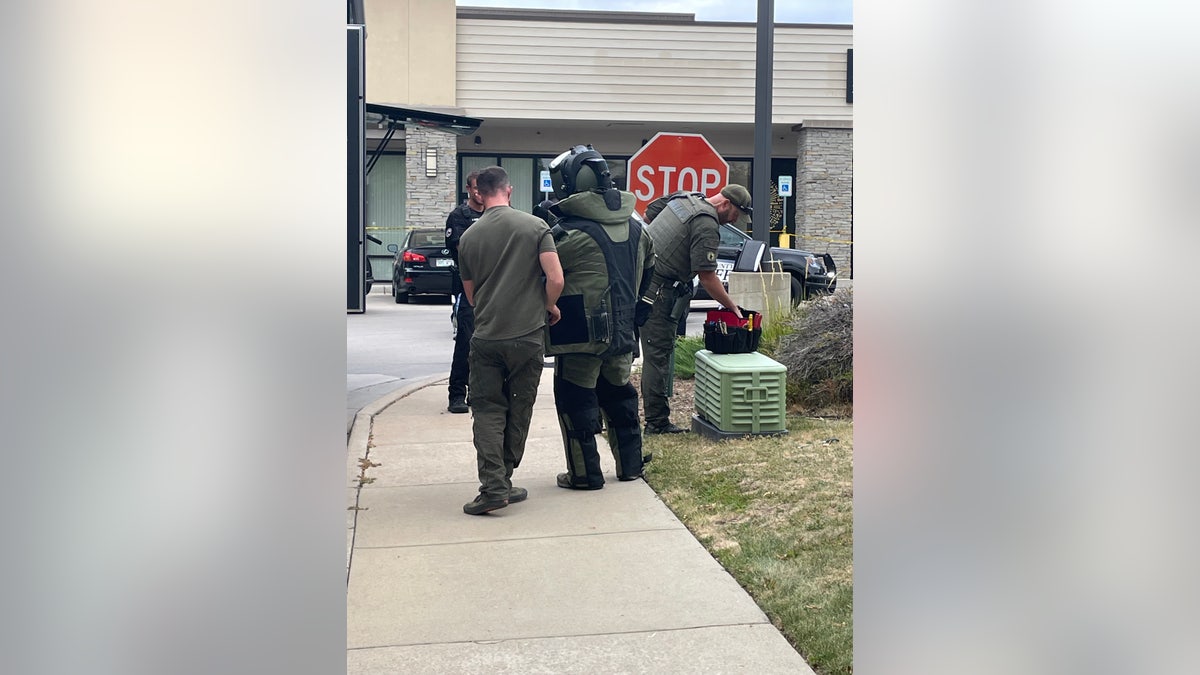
top-left (364, 102), bottom-right (482, 136)
top-left (363, 103), bottom-right (483, 176)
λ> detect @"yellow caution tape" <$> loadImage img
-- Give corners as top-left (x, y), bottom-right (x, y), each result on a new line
top-left (764, 230), bottom-right (853, 246)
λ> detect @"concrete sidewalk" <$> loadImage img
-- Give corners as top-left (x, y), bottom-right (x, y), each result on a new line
top-left (346, 367), bottom-right (815, 674)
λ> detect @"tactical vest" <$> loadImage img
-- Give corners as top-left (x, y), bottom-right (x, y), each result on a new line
top-left (446, 203), bottom-right (482, 261)
top-left (446, 203), bottom-right (482, 293)
top-left (545, 216), bottom-right (643, 357)
top-left (644, 191), bottom-right (713, 284)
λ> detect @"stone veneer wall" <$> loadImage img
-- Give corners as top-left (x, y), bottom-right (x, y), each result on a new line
top-left (796, 122), bottom-right (853, 278)
top-left (404, 126), bottom-right (458, 231)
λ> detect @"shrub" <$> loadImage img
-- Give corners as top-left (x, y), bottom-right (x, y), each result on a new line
top-left (772, 288), bottom-right (853, 411)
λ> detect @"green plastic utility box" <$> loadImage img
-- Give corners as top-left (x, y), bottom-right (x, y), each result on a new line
top-left (692, 350), bottom-right (788, 440)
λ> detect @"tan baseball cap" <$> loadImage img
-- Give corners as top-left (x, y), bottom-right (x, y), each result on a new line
top-left (720, 184), bottom-right (753, 228)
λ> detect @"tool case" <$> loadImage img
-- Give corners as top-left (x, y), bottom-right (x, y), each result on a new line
top-left (702, 308), bottom-right (761, 354)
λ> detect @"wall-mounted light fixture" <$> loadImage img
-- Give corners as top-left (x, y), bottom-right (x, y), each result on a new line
top-left (474, 135), bottom-right (482, 146)
top-left (425, 148), bottom-right (437, 177)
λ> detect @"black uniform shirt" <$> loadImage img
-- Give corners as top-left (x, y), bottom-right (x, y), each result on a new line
top-left (445, 202), bottom-right (483, 293)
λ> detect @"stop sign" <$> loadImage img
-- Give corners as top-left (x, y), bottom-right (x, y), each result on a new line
top-left (628, 132), bottom-right (729, 217)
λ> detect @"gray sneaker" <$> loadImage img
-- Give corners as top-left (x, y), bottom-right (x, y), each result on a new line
top-left (463, 493), bottom-right (508, 515)
top-left (508, 486), bottom-right (528, 503)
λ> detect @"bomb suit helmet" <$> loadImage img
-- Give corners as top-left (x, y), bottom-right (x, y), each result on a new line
top-left (549, 144), bottom-right (613, 200)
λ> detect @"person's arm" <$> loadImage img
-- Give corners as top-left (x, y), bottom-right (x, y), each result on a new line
top-left (697, 270), bottom-right (742, 319)
top-left (638, 229), bottom-right (656, 298)
top-left (539, 250), bottom-right (564, 326)
top-left (445, 209), bottom-right (463, 262)
top-left (688, 213), bottom-right (741, 319)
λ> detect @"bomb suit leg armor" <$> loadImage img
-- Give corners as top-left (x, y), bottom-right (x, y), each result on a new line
top-left (554, 354), bottom-right (606, 489)
top-left (595, 352), bottom-right (645, 480)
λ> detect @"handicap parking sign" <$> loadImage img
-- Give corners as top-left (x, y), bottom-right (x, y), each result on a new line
top-left (778, 175), bottom-right (793, 197)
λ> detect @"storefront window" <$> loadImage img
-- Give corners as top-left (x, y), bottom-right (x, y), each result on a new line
top-left (460, 155), bottom-right (538, 211)
top-left (607, 159), bottom-right (627, 192)
top-left (500, 157), bottom-right (534, 212)
top-left (728, 161), bottom-right (751, 192)
top-left (363, 154), bottom-right (406, 282)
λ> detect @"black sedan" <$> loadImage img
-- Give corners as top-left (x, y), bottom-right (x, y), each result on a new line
top-left (387, 228), bottom-right (455, 304)
top-left (694, 223), bottom-right (838, 304)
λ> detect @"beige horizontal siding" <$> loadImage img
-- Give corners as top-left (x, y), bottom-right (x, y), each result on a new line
top-left (457, 18), bottom-right (851, 124)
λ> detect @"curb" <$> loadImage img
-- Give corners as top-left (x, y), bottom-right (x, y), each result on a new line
top-left (346, 372), bottom-right (448, 584)
top-left (347, 372), bottom-right (449, 458)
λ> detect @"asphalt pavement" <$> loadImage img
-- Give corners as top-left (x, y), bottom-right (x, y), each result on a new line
top-left (345, 362), bottom-right (816, 673)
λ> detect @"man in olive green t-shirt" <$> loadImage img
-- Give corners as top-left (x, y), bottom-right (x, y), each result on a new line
top-left (457, 165), bottom-right (564, 515)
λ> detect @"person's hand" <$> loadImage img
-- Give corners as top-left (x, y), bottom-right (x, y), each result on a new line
top-left (547, 305), bottom-right (561, 326)
top-left (634, 300), bottom-right (652, 327)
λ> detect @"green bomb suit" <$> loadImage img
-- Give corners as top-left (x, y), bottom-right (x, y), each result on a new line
top-left (545, 190), bottom-right (655, 488)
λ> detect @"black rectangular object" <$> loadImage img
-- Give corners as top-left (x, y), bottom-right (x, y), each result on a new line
top-left (548, 294), bottom-right (589, 345)
top-left (347, 26), bottom-right (366, 312)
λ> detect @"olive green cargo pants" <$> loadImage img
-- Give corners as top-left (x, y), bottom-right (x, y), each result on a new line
top-left (639, 288), bottom-right (686, 428)
top-left (468, 333), bottom-right (545, 501)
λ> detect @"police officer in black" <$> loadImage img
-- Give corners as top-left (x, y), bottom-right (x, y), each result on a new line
top-left (446, 169), bottom-right (484, 413)
top-left (539, 145), bottom-right (656, 489)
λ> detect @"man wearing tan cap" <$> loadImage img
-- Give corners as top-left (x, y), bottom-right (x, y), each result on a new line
top-left (637, 185), bottom-right (749, 435)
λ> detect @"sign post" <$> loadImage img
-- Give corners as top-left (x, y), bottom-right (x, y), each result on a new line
top-left (628, 132), bottom-right (730, 217)
top-left (540, 170), bottom-right (553, 194)
top-left (778, 175), bottom-right (793, 248)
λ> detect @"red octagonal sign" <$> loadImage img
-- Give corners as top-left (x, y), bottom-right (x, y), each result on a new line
top-left (628, 132), bottom-right (729, 218)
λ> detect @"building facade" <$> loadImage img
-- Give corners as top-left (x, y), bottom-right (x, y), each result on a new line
top-left (362, 1), bottom-right (853, 279)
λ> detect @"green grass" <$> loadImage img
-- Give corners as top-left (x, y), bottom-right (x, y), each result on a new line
top-left (644, 414), bottom-right (853, 675)
top-left (691, 468), bottom-right (751, 510)
top-left (672, 335), bottom-right (705, 379)
top-left (757, 306), bottom-right (798, 357)
top-left (646, 301), bottom-right (852, 673)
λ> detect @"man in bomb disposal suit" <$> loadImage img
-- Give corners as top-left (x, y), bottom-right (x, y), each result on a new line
top-left (538, 145), bottom-right (656, 489)
top-left (445, 169), bottom-right (484, 414)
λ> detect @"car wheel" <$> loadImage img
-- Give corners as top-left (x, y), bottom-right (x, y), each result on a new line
top-left (790, 275), bottom-right (806, 305)
top-left (393, 280), bottom-right (408, 304)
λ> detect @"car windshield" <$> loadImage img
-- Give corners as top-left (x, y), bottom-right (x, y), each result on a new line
top-left (409, 231), bottom-right (446, 247)
top-left (719, 223), bottom-right (749, 246)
